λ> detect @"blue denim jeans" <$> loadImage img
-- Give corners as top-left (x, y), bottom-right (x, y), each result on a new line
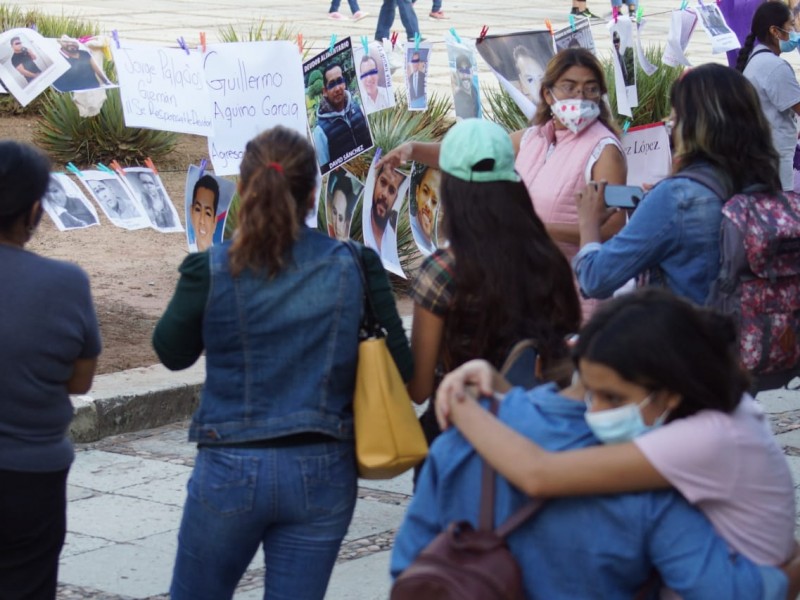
top-left (330, 0), bottom-right (360, 13)
top-left (170, 441), bottom-right (357, 600)
top-left (375, 0), bottom-right (420, 41)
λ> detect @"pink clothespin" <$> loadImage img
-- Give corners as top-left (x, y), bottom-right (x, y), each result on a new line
top-left (109, 160), bottom-right (125, 175)
top-left (544, 19), bottom-right (554, 36)
top-left (477, 25), bottom-right (489, 44)
top-left (199, 32), bottom-right (206, 53)
top-left (390, 31), bottom-right (399, 49)
top-left (612, 6), bottom-right (619, 23)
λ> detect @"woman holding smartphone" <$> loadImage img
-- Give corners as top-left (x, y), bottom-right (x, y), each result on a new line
top-left (573, 63), bottom-right (780, 305)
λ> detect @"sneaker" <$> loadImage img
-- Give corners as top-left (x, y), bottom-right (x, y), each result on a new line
top-left (429, 10), bottom-right (449, 19)
top-left (407, 36), bottom-right (427, 42)
top-left (328, 11), bottom-right (347, 19)
top-left (580, 8), bottom-right (604, 20)
top-left (352, 10), bottom-right (369, 20)
top-left (570, 6), bottom-right (581, 14)
top-left (628, 4), bottom-right (637, 17)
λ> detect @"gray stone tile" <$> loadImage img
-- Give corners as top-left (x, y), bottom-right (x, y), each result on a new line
top-left (68, 450), bottom-right (192, 493)
top-left (757, 387), bottom-right (800, 414)
top-left (61, 532), bottom-right (114, 558)
top-left (326, 551), bottom-right (394, 600)
top-left (344, 498), bottom-right (408, 542)
top-left (59, 541), bottom-right (174, 598)
top-left (114, 471), bottom-right (190, 507)
top-left (66, 484), bottom-right (96, 502)
top-left (359, 469), bottom-right (414, 496)
top-left (776, 431), bottom-right (800, 454)
top-left (68, 494), bottom-right (182, 542)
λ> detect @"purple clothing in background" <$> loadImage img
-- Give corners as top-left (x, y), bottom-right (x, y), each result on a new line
top-left (720, 0), bottom-right (763, 67)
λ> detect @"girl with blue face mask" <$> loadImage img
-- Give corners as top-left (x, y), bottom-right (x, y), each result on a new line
top-left (736, 1), bottom-right (800, 192)
top-left (434, 289), bottom-right (797, 577)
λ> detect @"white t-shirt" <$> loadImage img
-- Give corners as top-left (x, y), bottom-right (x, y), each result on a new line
top-left (634, 394), bottom-right (795, 565)
top-left (744, 44), bottom-right (800, 192)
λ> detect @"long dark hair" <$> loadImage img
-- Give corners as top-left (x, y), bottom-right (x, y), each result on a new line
top-left (736, 2), bottom-right (790, 72)
top-left (575, 289), bottom-right (748, 421)
top-left (532, 48), bottom-right (619, 135)
top-left (670, 63), bottom-right (781, 193)
top-left (440, 173), bottom-right (581, 374)
top-left (228, 127), bottom-right (318, 277)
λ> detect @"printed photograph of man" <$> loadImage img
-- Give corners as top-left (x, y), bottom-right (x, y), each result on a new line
top-left (52, 36), bottom-right (112, 93)
top-left (450, 52), bottom-right (481, 120)
top-left (124, 168), bottom-right (183, 232)
top-left (42, 174), bottom-right (98, 231)
top-left (84, 176), bottom-right (149, 230)
top-left (309, 53), bottom-right (373, 174)
top-left (0, 28), bottom-right (68, 107)
top-left (10, 36), bottom-right (40, 83)
top-left (357, 53), bottom-right (393, 114)
top-left (554, 17), bottom-right (597, 53)
top-left (406, 47), bottom-right (429, 110)
top-left (326, 169), bottom-right (362, 241)
top-left (409, 163), bottom-right (441, 255)
top-left (612, 31), bottom-right (635, 87)
top-left (362, 156), bottom-right (408, 276)
top-left (190, 175), bottom-right (219, 251)
top-left (475, 30), bottom-right (554, 119)
top-left (697, 3), bottom-right (732, 36)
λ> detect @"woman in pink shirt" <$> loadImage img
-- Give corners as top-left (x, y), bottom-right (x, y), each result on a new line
top-left (435, 289), bottom-right (796, 570)
top-left (380, 48), bottom-right (626, 321)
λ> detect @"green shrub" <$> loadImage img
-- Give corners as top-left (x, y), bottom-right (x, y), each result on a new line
top-left (34, 88), bottom-right (177, 166)
top-left (603, 45), bottom-right (683, 127)
top-left (482, 84), bottom-right (528, 133)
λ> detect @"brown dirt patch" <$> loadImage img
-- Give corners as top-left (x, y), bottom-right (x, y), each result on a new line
top-left (3, 113), bottom-right (206, 374)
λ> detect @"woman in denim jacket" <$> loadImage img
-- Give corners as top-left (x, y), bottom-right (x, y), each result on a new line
top-left (153, 127), bottom-right (411, 599)
top-left (573, 63), bottom-right (782, 305)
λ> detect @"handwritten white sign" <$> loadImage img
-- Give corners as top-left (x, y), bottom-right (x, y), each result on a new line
top-left (112, 43), bottom-right (212, 136)
top-left (622, 123), bottom-right (672, 187)
top-left (204, 41), bottom-right (307, 176)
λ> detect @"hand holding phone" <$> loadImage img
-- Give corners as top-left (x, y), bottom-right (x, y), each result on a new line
top-left (604, 185), bottom-right (644, 209)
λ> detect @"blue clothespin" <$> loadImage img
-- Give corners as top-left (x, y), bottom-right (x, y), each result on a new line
top-left (360, 35), bottom-right (370, 56)
top-left (29, 23), bottom-right (37, 32)
top-left (329, 34), bottom-right (337, 54)
top-left (622, 119), bottom-right (631, 134)
top-left (414, 32), bottom-right (421, 51)
top-left (65, 162), bottom-right (82, 176)
top-left (449, 27), bottom-right (461, 44)
top-left (177, 36), bottom-right (190, 55)
top-left (568, 14), bottom-right (576, 31)
top-left (111, 30), bottom-right (120, 49)
top-left (374, 148), bottom-right (383, 163)
top-left (96, 163), bottom-right (115, 175)
top-left (679, 0), bottom-right (688, 9)
top-left (198, 159), bottom-right (207, 178)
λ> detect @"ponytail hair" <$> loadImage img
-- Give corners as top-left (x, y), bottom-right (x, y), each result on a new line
top-left (736, 2), bottom-right (792, 72)
top-left (735, 32), bottom-right (758, 72)
top-left (228, 126), bottom-right (318, 277)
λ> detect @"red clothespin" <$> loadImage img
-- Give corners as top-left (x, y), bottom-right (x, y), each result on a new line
top-left (544, 19), bottom-right (554, 36)
top-left (296, 33), bottom-right (304, 54)
top-left (199, 32), bottom-right (206, 53)
top-left (390, 31), bottom-right (399, 49)
top-left (109, 160), bottom-right (125, 175)
top-left (612, 5), bottom-right (619, 22)
top-left (144, 158), bottom-right (158, 175)
top-left (477, 25), bottom-right (489, 44)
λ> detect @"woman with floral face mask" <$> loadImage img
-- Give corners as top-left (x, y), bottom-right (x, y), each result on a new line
top-left (737, 1), bottom-right (800, 192)
top-left (433, 289), bottom-right (797, 580)
top-left (379, 49), bottom-right (626, 322)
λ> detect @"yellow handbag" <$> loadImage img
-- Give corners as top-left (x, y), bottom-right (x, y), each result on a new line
top-left (347, 242), bottom-right (428, 479)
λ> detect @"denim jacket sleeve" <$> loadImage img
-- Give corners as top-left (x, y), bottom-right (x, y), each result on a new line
top-left (362, 247), bottom-right (414, 382)
top-left (645, 490), bottom-right (786, 600)
top-left (573, 179), bottom-right (686, 299)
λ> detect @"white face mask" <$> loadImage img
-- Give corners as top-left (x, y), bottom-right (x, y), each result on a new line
top-left (550, 97), bottom-right (600, 135)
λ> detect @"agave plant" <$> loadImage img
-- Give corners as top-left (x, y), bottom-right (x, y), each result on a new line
top-left (482, 84), bottom-right (528, 133)
top-left (34, 88), bottom-right (177, 166)
top-left (218, 21), bottom-right (307, 56)
top-left (0, 6), bottom-right (100, 116)
top-left (603, 45), bottom-right (683, 128)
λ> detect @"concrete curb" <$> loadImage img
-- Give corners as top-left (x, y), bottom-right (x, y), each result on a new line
top-left (69, 359), bottom-right (205, 443)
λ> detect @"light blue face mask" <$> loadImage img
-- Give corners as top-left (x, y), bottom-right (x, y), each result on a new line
top-left (778, 29), bottom-right (800, 53)
top-left (583, 394), bottom-right (670, 444)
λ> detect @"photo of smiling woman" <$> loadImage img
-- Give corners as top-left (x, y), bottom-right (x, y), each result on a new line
top-left (409, 162), bottom-right (442, 255)
top-left (184, 165), bottom-right (236, 252)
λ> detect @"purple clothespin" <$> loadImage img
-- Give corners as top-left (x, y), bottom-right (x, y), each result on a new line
top-left (177, 36), bottom-right (190, 55)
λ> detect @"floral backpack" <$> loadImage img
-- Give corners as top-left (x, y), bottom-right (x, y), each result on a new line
top-left (682, 169), bottom-right (800, 390)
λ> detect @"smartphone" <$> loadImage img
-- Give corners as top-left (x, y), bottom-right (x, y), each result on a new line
top-left (604, 185), bottom-right (644, 209)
